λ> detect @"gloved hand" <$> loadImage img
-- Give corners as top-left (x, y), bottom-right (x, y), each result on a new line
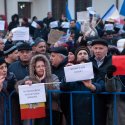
top-left (106, 65), bottom-right (117, 78)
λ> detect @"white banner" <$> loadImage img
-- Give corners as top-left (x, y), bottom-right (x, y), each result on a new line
top-left (31, 21), bottom-right (37, 28)
top-left (0, 20), bottom-right (5, 30)
top-left (18, 83), bottom-right (46, 104)
top-left (12, 27), bottom-right (29, 41)
top-left (77, 11), bottom-right (89, 22)
top-left (64, 62), bottom-right (94, 82)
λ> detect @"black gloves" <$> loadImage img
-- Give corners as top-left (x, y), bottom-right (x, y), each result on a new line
top-left (106, 65), bottom-right (117, 78)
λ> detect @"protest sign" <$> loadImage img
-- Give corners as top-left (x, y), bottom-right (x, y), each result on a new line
top-left (49, 21), bottom-right (58, 28)
top-left (18, 83), bottom-right (46, 104)
top-left (31, 21), bottom-right (37, 28)
top-left (104, 24), bottom-right (114, 31)
top-left (81, 20), bottom-right (91, 33)
top-left (57, 34), bottom-right (70, 43)
top-left (18, 83), bottom-right (46, 120)
top-left (86, 7), bottom-right (96, 15)
top-left (61, 22), bottom-right (70, 28)
top-left (12, 27), bottom-right (29, 41)
top-left (112, 56), bottom-right (125, 75)
top-left (0, 20), bottom-right (5, 30)
top-left (77, 11), bottom-right (88, 22)
top-left (117, 39), bottom-right (125, 52)
top-left (47, 29), bottom-right (64, 44)
top-left (64, 62), bottom-right (94, 82)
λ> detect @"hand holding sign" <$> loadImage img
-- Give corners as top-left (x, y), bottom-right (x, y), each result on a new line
top-left (25, 80), bottom-right (32, 85)
top-left (82, 80), bottom-right (96, 91)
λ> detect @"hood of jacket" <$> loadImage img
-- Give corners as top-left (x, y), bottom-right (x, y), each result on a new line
top-left (29, 54), bottom-right (52, 83)
top-left (11, 14), bottom-right (19, 22)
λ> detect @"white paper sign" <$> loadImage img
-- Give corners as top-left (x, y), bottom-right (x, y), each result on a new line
top-left (18, 83), bottom-right (46, 104)
top-left (49, 21), bottom-right (58, 28)
top-left (0, 20), bottom-right (5, 30)
top-left (77, 11), bottom-right (89, 22)
top-left (12, 27), bottom-right (29, 41)
top-left (61, 22), bottom-right (70, 28)
top-left (31, 21), bottom-right (37, 28)
top-left (104, 24), bottom-right (114, 31)
top-left (117, 39), bottom-right (125, 52)
top-left (86, 7), bottom-right (96, 15)
top-left (64, 62), bottom-right (94, 82)
top-left (81, 20), bottom-right (91, 33)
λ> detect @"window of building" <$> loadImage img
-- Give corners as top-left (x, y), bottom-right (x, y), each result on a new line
top-left (52, 0), bottom-right (67, 20)
top-left (18, 2), bottom-right (31, 18)
top-left (75, 0), bottom-right (92, 14)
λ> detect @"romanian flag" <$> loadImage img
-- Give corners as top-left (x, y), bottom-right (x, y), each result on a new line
top-left (120, 0), bottom-right (125, 16)
top-left (65, 2), bottom-right (72, 21)
top-left (20, 102), bottom-right (46, 120)
top-left (102, 4), bottom-right (119, 21)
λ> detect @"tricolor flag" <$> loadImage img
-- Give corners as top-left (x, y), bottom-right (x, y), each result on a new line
top-left (20, 102), bottom-right (46, 120)
top-left (18, 83), bottom-right (46, 120)
top-left (120, 0), bottom-right (125, 16)
top-left (66, 3), bottom-right (72, 21)
top-left (102, 4), bottom-right (120, 21)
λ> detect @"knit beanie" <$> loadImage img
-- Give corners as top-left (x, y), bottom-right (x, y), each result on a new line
top-left (4, 44), bottom-right (17, 56)
top-left (75, 46), bottom-right (90, 57)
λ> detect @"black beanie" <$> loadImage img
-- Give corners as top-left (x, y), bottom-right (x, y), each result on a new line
top-left (4, 44), bottom-right (17, 56)
top-left (50, 46), bottom-right (68, 56)
top-left (37, 21), bottom-right (44, 28)
top-left (91, 39), bottom-right (108, 47)
top-left (18, 43), bottom-right (32, 51)
top-left (68, 48), bottom-right (76, 54)
top-left (75, 46), bottom-right (90, 57)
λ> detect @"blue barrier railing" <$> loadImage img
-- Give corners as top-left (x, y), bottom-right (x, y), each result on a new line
top-left (0, 92), bottom-right (7, 125)
top-left (1, 90), bottom-right (125, 125)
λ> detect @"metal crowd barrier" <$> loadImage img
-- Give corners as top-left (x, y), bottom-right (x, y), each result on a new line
top-left (1, 90), bottom-right (125, 125)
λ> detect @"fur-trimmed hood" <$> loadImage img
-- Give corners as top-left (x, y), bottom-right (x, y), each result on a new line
top-left (29, 54), bottom-right (52, 83)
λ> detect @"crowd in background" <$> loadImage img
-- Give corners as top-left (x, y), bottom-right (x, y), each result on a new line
top-left (0, 11), bottom-right (125, 125)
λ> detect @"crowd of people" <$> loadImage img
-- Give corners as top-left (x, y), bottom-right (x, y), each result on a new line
top-left (0, 11), bottom-right (125, 125)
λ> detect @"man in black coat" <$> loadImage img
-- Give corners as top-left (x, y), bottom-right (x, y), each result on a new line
top-left (50, 46), bottom-right (69, 124)
top-left (8, 43), bottom-right (32, 81)
top-left (90, 38), bottom-right (112, 125)
top-left (43, 12), bottom-right (55, 29)
top-left (34, 21), bottom-right (49, 41)
top-left (8, 14), bottom-right (19, 31)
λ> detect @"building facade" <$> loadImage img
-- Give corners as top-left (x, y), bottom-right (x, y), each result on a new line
top-left (0, 0), bottom-right (124, 23)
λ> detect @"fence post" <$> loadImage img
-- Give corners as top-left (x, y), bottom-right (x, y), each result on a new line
top-left (113, 94), bottom-right (117, 125)
top-left (92, 94), bottom-right (95, 125)
top-left (49, 91), bottom-right (53, 125)
top-left (9, 90), bottom-right (16, 125)
top-left (0, 93), bottom-right (7, 125)
top-left (70, 93), bottom-right (73, 125)
top-left (30, 120), bottom-right (32, 125)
